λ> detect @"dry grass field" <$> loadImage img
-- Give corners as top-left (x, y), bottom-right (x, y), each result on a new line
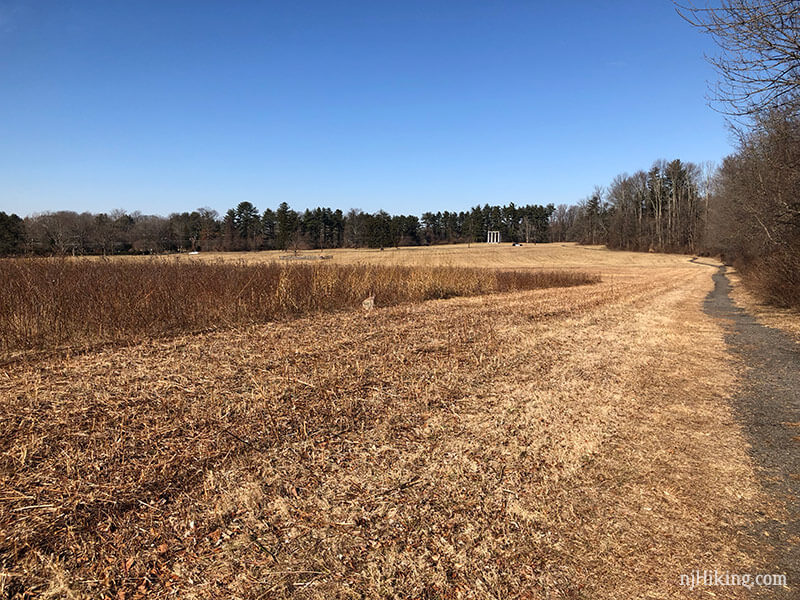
top-left (0, 243), bottom-right (787, 598)
top-left (170, 241), bottom-right (693, 269)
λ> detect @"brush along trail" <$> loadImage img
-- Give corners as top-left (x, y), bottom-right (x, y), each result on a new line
top-left (0, 245), bottom-right (787, 599)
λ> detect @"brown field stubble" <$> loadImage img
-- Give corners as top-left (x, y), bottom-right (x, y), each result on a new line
top-left (0, 258), bottom-right (595, 359)
top-left (0, 246), bottom-right (780, 598)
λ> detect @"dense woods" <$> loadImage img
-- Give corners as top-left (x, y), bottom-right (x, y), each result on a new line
top-left (708, 110), bottom-right (800, 306)
top-left (561, 159), bottom-right (712, 253)
top-left (0, 202), bottom-right (554, 255)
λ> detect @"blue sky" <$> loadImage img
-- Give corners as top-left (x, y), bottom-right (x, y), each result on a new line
top-left (1, 1), bottom-right (730, 218)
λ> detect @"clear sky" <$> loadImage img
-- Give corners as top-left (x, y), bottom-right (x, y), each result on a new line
top-left (1, 1), bottom-right (731, 218)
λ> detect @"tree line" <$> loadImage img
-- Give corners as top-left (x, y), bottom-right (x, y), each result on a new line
top-left (0, 201), bottom-right (554, 256)
top-left (707, 109), bottom-right (799, 306)
top-left (551, 158), bottom-right (713, 253)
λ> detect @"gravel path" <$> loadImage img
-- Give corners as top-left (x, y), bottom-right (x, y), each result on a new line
top-left (704, 266), bottom-right (800, 595)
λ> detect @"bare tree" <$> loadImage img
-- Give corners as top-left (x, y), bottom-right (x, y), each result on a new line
top-left (678, 1), bottom-right (800, 116)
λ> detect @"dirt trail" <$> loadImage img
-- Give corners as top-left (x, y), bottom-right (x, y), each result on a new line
top-left (704, 266), bottom-right (800, 593)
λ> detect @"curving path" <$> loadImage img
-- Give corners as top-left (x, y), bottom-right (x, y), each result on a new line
top-left (704, 266), bottom-right (800, 594)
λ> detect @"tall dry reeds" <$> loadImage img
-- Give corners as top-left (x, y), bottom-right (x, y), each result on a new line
top-left (0, 258), bottom-right (598, 357)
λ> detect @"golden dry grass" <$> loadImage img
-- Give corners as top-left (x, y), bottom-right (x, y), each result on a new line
top-left (161, 242), bottom-right (697, 270)
top-left (90, 241), bottom-right (695, 272)
top-left (0, 244), bottom-right (782, 599)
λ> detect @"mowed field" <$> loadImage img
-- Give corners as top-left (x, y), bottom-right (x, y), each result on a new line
top-left (0, 243), bottom-right (782, 598)
top-left (172, 241), bottom-right (692, 269)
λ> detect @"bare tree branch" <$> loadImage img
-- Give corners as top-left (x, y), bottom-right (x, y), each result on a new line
top-left (677, 1), bottom-right (800, 116)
